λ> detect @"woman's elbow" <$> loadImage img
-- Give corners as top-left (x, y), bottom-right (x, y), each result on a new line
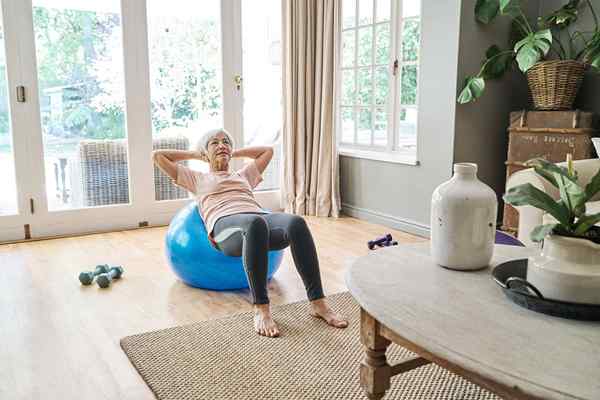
top-left (152, 150), bottom-right (163, 164)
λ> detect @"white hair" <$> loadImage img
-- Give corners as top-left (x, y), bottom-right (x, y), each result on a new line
top-left (196, 128), bottom-right (235, 152)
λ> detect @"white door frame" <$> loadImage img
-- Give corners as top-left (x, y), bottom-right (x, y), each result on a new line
top-left (0, 0), bottom-right (44, 241)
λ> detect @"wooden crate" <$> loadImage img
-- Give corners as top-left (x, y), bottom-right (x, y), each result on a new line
top-left (509, 110), bottom-right (594, 129)
top-left (502, 110), bottom-right (597, 233)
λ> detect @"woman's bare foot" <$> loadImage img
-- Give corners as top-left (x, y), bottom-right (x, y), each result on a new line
top-left (309, 298), bottom-right (349, 328)
top-left (253, 304), bottom-right (280, 337)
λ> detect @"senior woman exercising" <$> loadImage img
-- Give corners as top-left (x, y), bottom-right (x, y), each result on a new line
top-left (153, 128), bottom-right (347, 337)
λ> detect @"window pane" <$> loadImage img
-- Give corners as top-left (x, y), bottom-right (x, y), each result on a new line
top-left (147, 0), bottom-right (223, 199)
top-left (342, 30), bottom-right (355, 68)
top-left (373, 108), bottom-right (387, 146)
top-left (374, 66), bottom-right (389, 106)
top-left (357, 68), bottom-right (372, 105)
top-left (357, 27), bottom-right (373, 66)
top-left (342, 69), bottom-right (355, 106)
top-left (374, 23), bottom-right (390, 65)
top-left (398, 108), bottom-right (417, 150)
top-left (359, 0), bottom-right (374, 25)
top-left (0, 17), bottom-right (17, 216)
top-left (343, 0), bottom-right (356, 29)
top-left (341, 107), bottom-right (355, 143)
top-left (242, 0), bottom-right (282, 191)
top-left (376, 0), bottom-right (391, 22)
top-left (402, 19), bottom-right (420, 62)
top-left (33, 1), bottom-right (130, 210)
top-left (401, 65), bottom-right (418, 105)
top-left (357, 108), bottom-right (372, 145)
top-left (403, 0), bottom-right (421, 17)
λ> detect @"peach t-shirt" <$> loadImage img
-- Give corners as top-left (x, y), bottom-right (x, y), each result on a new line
top-left (175, 161), bottom-right (265, 235)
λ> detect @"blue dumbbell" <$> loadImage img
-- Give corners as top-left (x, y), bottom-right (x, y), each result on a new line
top-left (79, 264), bottom-right (110, 285)
top-left (96, 266), bottom-right (124, 289)
top-left (368, 234), bottom-right (393, 250)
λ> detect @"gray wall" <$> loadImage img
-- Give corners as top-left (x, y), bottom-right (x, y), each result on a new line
top-left (341, 1), bottom-right (537, 236)
top-left (340, 0), bottom-right (462, 236)
top-left (453, 0), bottom-right (539, 206)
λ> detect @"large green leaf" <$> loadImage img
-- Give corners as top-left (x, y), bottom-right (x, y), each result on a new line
top-left (545, 0), bottom-right (580, 29)
top-left (590, 52), bottom-right (600, 70)
top-left (530, 223), bottom-right (557, 242)
top-left (534, 29), bottom-right (553, 53)
top-left (499, 0), bottom-right (521, 16)
top-left (482, 45), bottom-right (513, 79)
top-left (457, 77), bottom-right (485, 104)
top-left (527, 158), bottom-right (575, 187)
top-left (585, 167), bottom-right (600, 200)
top-left (554, 172), bottom-right (587, 215)
top-left (475, 0), bottom-right (499, 24)
top-left (514, 30), bottom-right (552, 72)
top-left (583, 32), bottom-right (600, 67)
top-left (503, 183), bottom-right (571, 226)
top-left (509, 15), bottom-right (529, 47)
top-left (515, 43), bottom-right (541, 72)
top-left (574, 212), bottom-right (600, 235)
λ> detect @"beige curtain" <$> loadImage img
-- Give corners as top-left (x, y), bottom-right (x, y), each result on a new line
top-left (281, 0), bottom-right (341, 217)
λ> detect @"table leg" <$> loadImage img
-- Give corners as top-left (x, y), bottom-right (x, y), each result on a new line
top-left (360, 308), bottom-right (391, 400)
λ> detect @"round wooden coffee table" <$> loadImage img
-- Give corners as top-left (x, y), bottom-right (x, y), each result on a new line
top-left (346, 242), bottom-right (600, 400)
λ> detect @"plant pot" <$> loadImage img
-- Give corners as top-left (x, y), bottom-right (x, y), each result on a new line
top-left (527, 235), bottom-right (600, 305)
top-left (526, 60), bottom-right (586, 111)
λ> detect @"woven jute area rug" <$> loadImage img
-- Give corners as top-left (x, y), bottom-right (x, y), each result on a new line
top-left (121, 292), bottom-right (499, 400)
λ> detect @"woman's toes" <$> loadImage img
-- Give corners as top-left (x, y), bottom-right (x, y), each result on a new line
top-left (253, 312), bottom-right (280, 338)
top-left (334, 318), bottom-right (349, 328)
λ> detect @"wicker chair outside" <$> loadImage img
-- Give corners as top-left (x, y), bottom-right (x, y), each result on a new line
top-left (152, 137), bottom-right (190, 201)
top-left (78, 136), bottom-right (190, 207)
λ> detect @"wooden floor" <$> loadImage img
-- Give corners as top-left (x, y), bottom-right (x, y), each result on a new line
top-left (0, 215), bottom-right (424, 400)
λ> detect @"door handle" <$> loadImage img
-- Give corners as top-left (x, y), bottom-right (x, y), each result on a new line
top-left (16, 86), bottom-right (26, 102)
top-left (234, 75), bottom-right (242, 90)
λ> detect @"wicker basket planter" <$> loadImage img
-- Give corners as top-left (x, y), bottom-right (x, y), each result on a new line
top-left (526, 60), bottom-right (587, 111)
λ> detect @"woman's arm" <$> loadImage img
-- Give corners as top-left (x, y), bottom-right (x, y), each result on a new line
top-left (152, 149), bottom-right (207, 181)
top-left (232, 146), bottom-right (273, 174)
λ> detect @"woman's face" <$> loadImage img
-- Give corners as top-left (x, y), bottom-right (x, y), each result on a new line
top-left (206, 132), bottom-right (232, 164)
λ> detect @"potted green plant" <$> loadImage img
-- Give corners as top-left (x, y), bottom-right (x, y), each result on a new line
top-left (504, 156), bottom-right (600, 305)
top-left (458, 0), bottom-right (600, 110)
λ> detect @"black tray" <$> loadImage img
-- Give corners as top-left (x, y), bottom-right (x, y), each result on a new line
top-left (492, 259), bottom-right (600, 321)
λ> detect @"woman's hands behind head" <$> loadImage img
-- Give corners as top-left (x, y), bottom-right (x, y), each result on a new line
top-left (195, 150), bottom-right (209, 163)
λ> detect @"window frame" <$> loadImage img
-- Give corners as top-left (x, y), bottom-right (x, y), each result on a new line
top-left (338, 0), bottom-right (421, 164)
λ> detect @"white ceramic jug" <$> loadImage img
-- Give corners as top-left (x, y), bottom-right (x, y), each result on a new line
top-left (431, 163), bottom-right (498, 270)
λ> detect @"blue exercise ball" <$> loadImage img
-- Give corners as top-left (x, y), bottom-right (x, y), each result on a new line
top-left (165, 202), bottom-right (284, 290)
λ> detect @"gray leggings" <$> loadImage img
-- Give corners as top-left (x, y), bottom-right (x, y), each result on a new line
top-left (213, 212), bottom-right (324, 305)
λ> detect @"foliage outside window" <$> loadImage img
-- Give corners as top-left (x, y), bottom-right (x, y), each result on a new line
top-left (340, 0), bottom-right (421, 154)
top-left (31, 5), bottom-right (223, 146)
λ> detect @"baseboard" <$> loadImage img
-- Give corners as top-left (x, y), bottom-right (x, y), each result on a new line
top-left (341, 203), bottom-right (430, 238)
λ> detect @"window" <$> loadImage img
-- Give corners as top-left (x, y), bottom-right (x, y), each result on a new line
top-left (147, 0), bottom-right (223, 197)
top-left (339, 0), bottom-right (421, 159)
top-left (32, 0), bottom-right (130, 210)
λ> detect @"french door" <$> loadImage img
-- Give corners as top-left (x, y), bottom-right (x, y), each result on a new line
top-left (0, 0), bottom-right (282, 242)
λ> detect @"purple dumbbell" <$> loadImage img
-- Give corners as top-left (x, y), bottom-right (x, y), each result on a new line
top-left (368, 234), bottom-right (393, 250)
